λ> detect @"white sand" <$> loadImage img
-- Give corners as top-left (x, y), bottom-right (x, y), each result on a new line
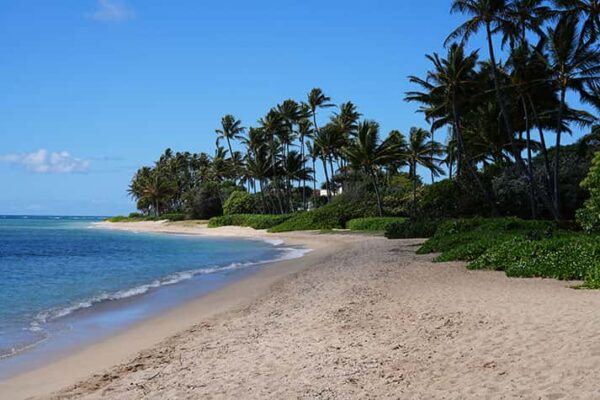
top-left (3, 221), bottom-right (600, 399)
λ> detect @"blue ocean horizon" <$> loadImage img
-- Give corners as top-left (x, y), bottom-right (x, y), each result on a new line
top-left (0, 215), bottom-right (298, 373)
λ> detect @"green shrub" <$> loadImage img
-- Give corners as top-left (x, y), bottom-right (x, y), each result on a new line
top-left (434, 217), bottom-right (555, 237)
top-left (105, 215), bottom-right (157, 222)
top-left (269, 196), bottom-right (377, 232)
top-left (223, 191), bottom-right (255, 215)
top-left (128, 212), bottom-right (143, 218)
top-left (208, 214), bottom-right (292, 230)
top-left (415, 217), bottom-right (600, 285)
top-left (268, 211), bottom-right (341, 232)
top-left (161, 212), bottom-right (186, 221)
top-left (106, 215), bottom-right (129, 222)
top-left (384, 219), bottom-right (441, 239)
top-left (435, 233), bottom-right (521, 262)
top-left (584, 262), bottom-right (600, 289)
top-left (414, 179), bottom-right (489, 220)
top-left (347, 217), bottom-right (405, 231)
top-left (470, 234), bottom-right (600, 281)
top-left (417, 217), bottom-right (556, 261)
top-left (577, 151), bottom-right (600, 232)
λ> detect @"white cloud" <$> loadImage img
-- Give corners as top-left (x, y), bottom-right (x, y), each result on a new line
top-left (88, 0), bottom-right (134, 22)
top-left (0, 149), bottom-right (91, 174)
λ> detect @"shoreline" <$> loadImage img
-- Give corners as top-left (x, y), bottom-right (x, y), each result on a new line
top-left (5, 221), bottom-right (600, 398)
top-left (0, 222), bottom-right (342, 399)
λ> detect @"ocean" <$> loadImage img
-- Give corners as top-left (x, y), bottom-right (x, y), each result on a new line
top-left (0, 216), bottom-right (299, 372)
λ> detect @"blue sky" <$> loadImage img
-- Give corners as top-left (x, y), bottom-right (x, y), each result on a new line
top-left (0, 1), bottom-right (592, 215)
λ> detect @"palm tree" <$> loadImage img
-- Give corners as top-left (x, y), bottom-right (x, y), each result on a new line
top-left (331, 102), bottom-right (361, 182)
top-left (344, 120), bottom-right (403, 216)
top-left (306, 140), bottom-right (319, 198)
top-left (245, 147), bottom-right (272, 213)
top-left (216, 115), bottom-right (245, 156)
top-left (297, 117), bottom-right (314, 209)
top-left (545, 13), bottom-right (600, 215)
top-left (406, 43), bottom-right (500, 213)
top-left (446, 0), bottom-right (531, 182)
top-left (406, 44), bottom-right (478, 181)
top-left (276, 100), bottom-right (302, 209)
top-left (307, 88), bottom-right (335, 134)
top-left (503, 0), bottom-right (552, 48)
top-left (581, 80), bottom-right (600, 112)
top-left (382, 130), bottom-right (408, 180)
top-left (283, 150), bottom-right (313, 211)
top-left (314, 123), bottom-right (347, 199)
top-left (331, 101), bottom-right (361, 137)
top-left (406, 128), bottom-right (445, 209)
top-left (128, 170), bottom-right (176, 217)
top-left (259, 109), bottom-right (285, 213)
top-left (552, 0), bottom-right (600, 44)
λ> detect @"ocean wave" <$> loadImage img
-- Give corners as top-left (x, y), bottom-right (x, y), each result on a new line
top-left (262, 238), bottom-right (285, 246)
top-left (32, 245), bottom-right (310, 327)
top-left (0, 331), bottom-right (49, 360)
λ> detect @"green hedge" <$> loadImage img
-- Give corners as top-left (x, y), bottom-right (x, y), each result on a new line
top-left (106, 213), bottom-right (186, 222)
top-left (223, 191), bottom-right (255, 215)
top-left (577, 151), bottom-right (600, 232)
top-left (208, 214), bottom-right (292, 230)
top-left (384, 219), bottom-right (441, 239)
top-left (160, 212), bottom-right (186, 221)
top-left (469, 234), bottom-right (600, 281)
top-left (417, 217), bottom-right (556, 260)
top-left (347, 217), bottom-right (406, 231)
top-left (415, 217), bottom-right (600, 287)
top-left (105, 215), bottom-right (158, 222)
top-left (269, 198), bottom-right (377, 233)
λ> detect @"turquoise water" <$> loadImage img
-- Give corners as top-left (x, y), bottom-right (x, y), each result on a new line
top-left (0, 216), bottom-right (292, 364)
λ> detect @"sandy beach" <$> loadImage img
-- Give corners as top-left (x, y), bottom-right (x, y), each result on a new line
top-left (3, 221), bottom-right (600, 399)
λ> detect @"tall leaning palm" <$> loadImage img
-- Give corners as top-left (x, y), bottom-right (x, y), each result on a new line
top-left (406, 44), bottom-right (479, 183)
top-left (406, 128), bottom-right (445, 209)
top-left (215, 115), bottom-right (245, 157)
top-left (297, 117), bottom-right (314, 209)
top-left (446, 0), bottom-right (528, 174)
top-left (307, 88), bottom-right (335, 146)
top-left (446, 0), bottom-right (563, 219)
top-left (545, 14), bottom-right (600, 214)
top-left (307, 88), bottom-right (335, 200)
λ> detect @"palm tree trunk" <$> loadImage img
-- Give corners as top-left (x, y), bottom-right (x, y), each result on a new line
top-left (301, 135), bottom-right (306, 210)
top-left (522, 98), bottom-right (537, 219)
top-left (411, 162), bottom-right (417, 212)
top-left (528, 95), bottom-right (553, 191)
top-left (486, 22), bottom-right (519, 162)
top-left (554, 87), bottom-right (567, 219)
top-left (226, 138), bottom-right (233, 159)
top-left (258, 180), bottom-right (266, 214)
top-left (370, 169), bottom-right (383, 217)
top-left (328, 155), bottom-right (336, 195)
top-left (430, 131), bottom-right (435, 184)
top-left (321, 156), bottom-right (331, 201)
top-left (312, 157), bottom-right (317, 204)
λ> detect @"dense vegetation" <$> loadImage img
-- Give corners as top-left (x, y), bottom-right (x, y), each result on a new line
top-left (207, 214), bottom-right (292, 230)
top-left (120, 1), bottom-right (600, 285)
top-left (346, 217), bottom-right (406, 232)
top-left (126, 1), bottom-right (598, 226)
top-left (417, 217), bottom-right (600, 288)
